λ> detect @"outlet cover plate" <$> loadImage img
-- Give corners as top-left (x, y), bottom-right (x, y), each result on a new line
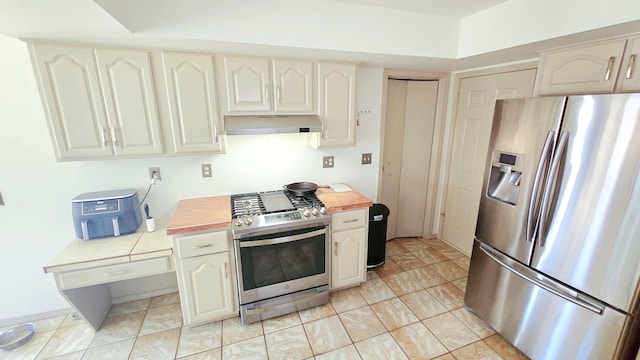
top-left (323, 156), bottom-right (334, 168)
top-left (149, 167), bottom-right (161, 181)
top-left (362, 153), bottom-right (372, 165)
top-left (201, 164), bottom-right (212, 178)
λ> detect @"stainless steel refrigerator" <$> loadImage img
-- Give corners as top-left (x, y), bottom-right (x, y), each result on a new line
top-left (465, 94), bottom-right (640, 360)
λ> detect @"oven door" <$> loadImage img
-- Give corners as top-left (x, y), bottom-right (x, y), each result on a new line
top-left (235, 225), bottom-right (329, 305)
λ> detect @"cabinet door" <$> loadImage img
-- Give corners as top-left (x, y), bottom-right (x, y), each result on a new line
top-left (159, 52), bottom-right (224, 153)
top-left (332, 227), bottom-right (366, 289)
top-left (272, 59), bottom-right (313, 113)
top-left (315, 62), bottom-right (356, 148)
top-left (224, 56), bottom-right (270, 112)
top-left (29, 44), bottom-right (113, 160)
top-left (178, 252), bottom-right (235, 325)
top-left (537, 39), bottom-right (626, 95)
top-left (617, 36), bottom-right (640, 92)
top-left (94, 49), bottom-right (163, 156)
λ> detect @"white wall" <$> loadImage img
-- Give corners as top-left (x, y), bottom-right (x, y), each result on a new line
top-left (0, 34), bottom-right (384, 322)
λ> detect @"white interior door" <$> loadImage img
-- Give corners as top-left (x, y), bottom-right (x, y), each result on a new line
top-left (380, 79), bottom-right (438, 240)
top-left (441, 69), bottom-right (536, 255)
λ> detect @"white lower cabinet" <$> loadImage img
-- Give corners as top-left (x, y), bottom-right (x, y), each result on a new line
top-left (173, 229), bottom-right (237, 326)
top-left (330, 208), bottom-right (368, 289)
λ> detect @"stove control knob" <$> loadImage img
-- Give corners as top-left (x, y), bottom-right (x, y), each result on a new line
top-left (311, 207), bottom-right (319, 216)
top-left (319, 207), bottom-right (328, 215)
top-left (302, 209), bottom-right (311, 218)
top-left (245, 218), bottom-right (253, 226)
top-left (235, 220), bottom-right (243, 227)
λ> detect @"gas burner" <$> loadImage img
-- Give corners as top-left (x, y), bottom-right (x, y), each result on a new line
top-left (230, 189), bottom-right (330, 237)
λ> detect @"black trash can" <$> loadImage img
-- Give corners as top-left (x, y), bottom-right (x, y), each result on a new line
top-left (367, 203), bottom-right (390, 269)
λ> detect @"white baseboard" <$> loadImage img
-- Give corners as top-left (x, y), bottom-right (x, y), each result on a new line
top-left (0, 285), bottom-right (180, 328)
top-left (0, 307), bottom-right (73, 328)
top-left (112, 286), bottom-right (179, 304)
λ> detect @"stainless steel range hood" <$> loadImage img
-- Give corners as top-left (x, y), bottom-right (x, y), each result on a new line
top-left (224, 115), bottom-right (322, 135)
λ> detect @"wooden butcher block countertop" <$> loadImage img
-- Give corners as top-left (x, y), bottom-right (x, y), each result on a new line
top-left (316, 186), bottom-right (373, 212)
top-left (167, 195), bottom-right (231, 235)
top-left (166, 187), bottom-right (372, 236)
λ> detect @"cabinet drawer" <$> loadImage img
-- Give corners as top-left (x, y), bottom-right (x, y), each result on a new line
top-left (176, 230), bottom-right (229, 258)
top-left (57, 257), bottom-right (171, 290)
top-left (332, 209), bottom-right (367, 232)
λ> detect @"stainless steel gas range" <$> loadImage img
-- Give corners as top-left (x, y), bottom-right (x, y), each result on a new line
top-left (230, 189), bottom-right (331, 324)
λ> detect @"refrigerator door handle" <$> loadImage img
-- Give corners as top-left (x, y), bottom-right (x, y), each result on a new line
top-left (537, 131), bottom-right (570, 247)
top-left (526, 131), bottom-right (556, 243)
top-left (479, 243), bottom-right (605, 314)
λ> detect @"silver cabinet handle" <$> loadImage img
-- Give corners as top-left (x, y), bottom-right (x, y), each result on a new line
top-left (276, 85), bottom-right (281, 104)
top-left (111, 126), bottom-right (119, 147)
top-left (264, 85), bottom-right (270, 103)
top-left (605, 56), bottom-right (615, 80)
top-left (195, 243), bottom-right (215, 249)
top-left (213, 124), bottom-right (219, 143)
top-left (334, 241), bottom-right (338, 256)
top-left (342, 219), bottom-right (358, 224)
top-left (101, 127), bottom-right (109, 147)
top-left (321, 122), bottom-right (325, 140)
top-left (527, 131), bottom-right (555, 243)
top-left (103, 269), bottom-right (128, 277)
top-left (537, 131), bottom-right (569, 247)
top-left (626, 54), bottom-right (637, 79)
top-left (224, 262), bottom-right (229, 279)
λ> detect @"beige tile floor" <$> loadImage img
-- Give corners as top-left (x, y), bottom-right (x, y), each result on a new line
top-left (0, 237), bottom-right (529, 360)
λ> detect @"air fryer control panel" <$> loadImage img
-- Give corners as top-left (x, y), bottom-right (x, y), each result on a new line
top-left (82, 199), bottom-right (119, 215)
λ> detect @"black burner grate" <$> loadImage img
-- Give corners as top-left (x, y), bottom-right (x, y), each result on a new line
top-left (231, 190), bottom-right (325, 219)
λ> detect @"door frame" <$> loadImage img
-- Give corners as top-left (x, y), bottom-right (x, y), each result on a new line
top-left (435, 61), bottom-right (539, 240)
top-left (377, 69), bottom-right (450, 239)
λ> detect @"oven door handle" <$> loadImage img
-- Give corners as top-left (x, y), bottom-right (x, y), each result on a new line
top-left (244, 288), bottom-right (329, 316)
top-left (239, 228), bottom-right (326, 248)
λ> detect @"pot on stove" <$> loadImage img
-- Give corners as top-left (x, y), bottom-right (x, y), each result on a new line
top-left (283, 182), bottom-right (329, 196)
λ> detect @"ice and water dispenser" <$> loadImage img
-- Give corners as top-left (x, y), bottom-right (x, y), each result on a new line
top-left (487, 151), bottom-right (523, 205)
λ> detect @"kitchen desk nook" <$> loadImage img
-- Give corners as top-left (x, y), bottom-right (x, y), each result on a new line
top-left (43, 219), bottom-right (174, 332)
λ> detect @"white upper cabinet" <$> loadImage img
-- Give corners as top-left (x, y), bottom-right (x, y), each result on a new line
top-left (536, 35), bottom-right (640, 95)
top-left (29, 44), bottom-right (113, 160)
top-left (94, 48), bottom-right (163, 157)
top-left (223, 56), bottom-right (314, 113)
top-left (154, 51), bottom-right (225, 154)
top-left (617, 35), bottom-right (640, 92)
top-left (272, 59), bottom-right (313, 113)
top-left (224, 56), bottom-right (270, 112)
top-left (30, 43), bottom-right (163, 160)
top-left (309, 62), bottom-right (357, 148)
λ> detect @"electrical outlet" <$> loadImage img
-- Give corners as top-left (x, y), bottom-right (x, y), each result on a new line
top-left (201, 164), bottom-right (212, 178)
top-left (149, 167), bottom-right (161, 181)
top-left (323, 156), bottom-right (334, 168)
top-left (362, 153), bottom-right (372, 165)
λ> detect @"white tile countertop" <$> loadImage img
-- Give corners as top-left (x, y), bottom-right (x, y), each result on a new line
top-left (43, 218), bottom-right (172, 273)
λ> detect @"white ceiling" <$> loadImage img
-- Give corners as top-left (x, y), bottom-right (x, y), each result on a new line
top-left (0, 0), bottom-right (637, 71)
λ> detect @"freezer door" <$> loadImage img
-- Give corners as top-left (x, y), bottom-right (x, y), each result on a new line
top-left (466, 240), bottom-right (629, 360)
top-left (476, 97), bottom-right (565, 264)
top-left (531, 94), bottom-right (640, 313)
